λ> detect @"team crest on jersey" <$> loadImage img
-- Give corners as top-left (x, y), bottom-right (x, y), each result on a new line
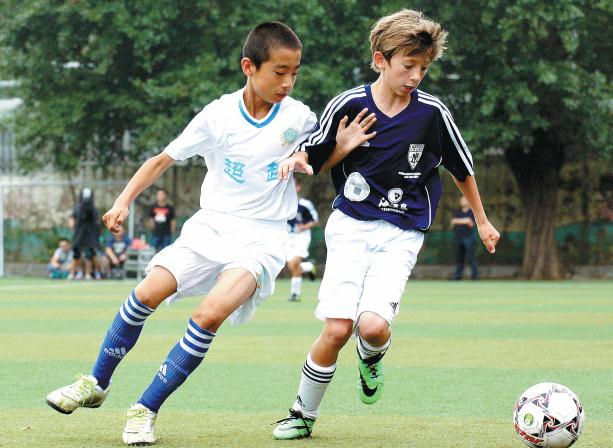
top-left (344, 172), bottom-right (370, 202)
top-left (408, 144), bottom-right (425, 170)
top-left (387, 188), bottom-right (403, 204)
top-left (281, 127), bottom-right (299, 146)
top-left (225, 133), bottom-right (238, 147)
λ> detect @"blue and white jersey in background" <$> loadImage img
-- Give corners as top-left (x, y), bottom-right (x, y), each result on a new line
top-left (287, 198), bottom-right (319, 234)
top-left (164, 88), bottom-right (317, 223)
top-left (300, 84), bottom-right (473, 231)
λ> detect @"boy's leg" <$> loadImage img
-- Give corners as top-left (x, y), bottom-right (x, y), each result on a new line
top-left (356, 312), bottom-right (391, 404)
top-left (124, 268), bottom-right (256, 445)
top-left (300, 260), bottom-right (316, 281)
top-left (46, 267), bottom-right (177, 414)
top-left (274, 318), bottom-right (353, 439)
top-left (288, 256), bottom-right (303, 301)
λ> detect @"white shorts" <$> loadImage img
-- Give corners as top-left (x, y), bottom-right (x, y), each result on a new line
top-left (316, 210), bottom-right (424, 326)
top-left (285, 230), bottom-right (311, 261)
top-left (146, 209), bottom-right (287, 325)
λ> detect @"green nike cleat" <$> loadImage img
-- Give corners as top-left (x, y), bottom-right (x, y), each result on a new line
top-left (357, 350), bottom-right (384, 404)
top-left (273, 408), bottom-right (315, 439)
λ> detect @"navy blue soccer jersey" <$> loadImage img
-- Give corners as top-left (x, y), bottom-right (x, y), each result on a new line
top-left (287, 198), bottom-right (319, 233)
top-left (299, 84), bottom-right (474, 231)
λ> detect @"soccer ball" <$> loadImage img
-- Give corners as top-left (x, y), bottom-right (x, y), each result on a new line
top-left (513, 382), bottom-right (585, 448)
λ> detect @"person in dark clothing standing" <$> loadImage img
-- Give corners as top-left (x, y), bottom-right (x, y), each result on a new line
top-left (451, 195), bottom-right (479, 280)
top-left (69, 187), bottom-right (101, 280)
top-left (148, 188), bottom-right (176, 252)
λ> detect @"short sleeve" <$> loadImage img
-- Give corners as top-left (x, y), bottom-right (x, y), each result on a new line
top-left (300, 97), bottom-right (349, 175)
top-left (169, 205), bottom-right (176, 220)
top-left (302, 199), bottom-right (319, 223)
top-left (437, 106), bottom-right (475, 181)
top-left (164, 102), bottom-right (217, 161)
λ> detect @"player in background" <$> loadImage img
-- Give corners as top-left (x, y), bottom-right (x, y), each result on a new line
top-left (46, 21), bottom-right (316, 445)
top-left (286, 178), bottom-right (319, 301)
top-left (273, 9), bottom-right (500, 439)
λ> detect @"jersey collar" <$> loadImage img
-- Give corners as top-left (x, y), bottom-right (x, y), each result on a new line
top-left (238, 97), bottom-right (281, 128)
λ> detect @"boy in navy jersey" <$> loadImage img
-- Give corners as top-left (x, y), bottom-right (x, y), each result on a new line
top-left (274, 9), bottom-right (500, 439)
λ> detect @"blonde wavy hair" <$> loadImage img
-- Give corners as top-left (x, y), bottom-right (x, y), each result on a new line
top-left (370, 9), bottom-right (448, 72)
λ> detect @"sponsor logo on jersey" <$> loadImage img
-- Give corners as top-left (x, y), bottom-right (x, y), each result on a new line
top-left (398, 171), bottom-right (421, 179)
top-left (387, 188), bottom-right (403, 204)
top-left (344, 172), bottom-right (370, 202)
top-left (390, 302), bottom-right (399, 313)
top-left (378, 188), bottom-right (408, 214)
top-left (281, 127), bottom-right (299, 146)
top-left (360, 141), bottom-right (370, 147)
top-left (408, 144), bottom-right (425, 170)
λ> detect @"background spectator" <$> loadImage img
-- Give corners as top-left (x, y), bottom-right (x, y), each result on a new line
top-left (148, 188), bottom-right (176, 252)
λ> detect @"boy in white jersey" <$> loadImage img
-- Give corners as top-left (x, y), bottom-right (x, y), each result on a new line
top-left (46, 22), bottom-right (316, 445)
top-left (274, 10), bottom-right (500, 439)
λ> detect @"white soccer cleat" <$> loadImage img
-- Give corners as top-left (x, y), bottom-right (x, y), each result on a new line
top-left (46, 374), bottom-right (109, 414)
top-left (123, 403), bottom-right (157, 445)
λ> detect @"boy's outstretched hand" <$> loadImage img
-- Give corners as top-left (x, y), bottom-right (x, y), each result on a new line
top-left (336, 108), bottom-right (377, 154)
top-left (102, 204), bottom-right (129, 234)
top-left (477, 221), bottom-right (500, 254)
top-left (278, 151), bottom-right (313, 180)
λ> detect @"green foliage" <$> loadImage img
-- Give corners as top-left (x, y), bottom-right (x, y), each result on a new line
top-left (414, 0), bottom-right (612, 161)
top-left (3, 1), bottom-right (609, 171)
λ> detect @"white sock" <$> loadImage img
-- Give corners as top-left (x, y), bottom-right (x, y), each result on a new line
top-left (291, 277), bottom-right (302, 295)
top-left (292, 353), bottom-right (335, 419)
top-left (300, 261), bottom-right (314, 273)
top-left (357, 336), bottom-right (391, 361)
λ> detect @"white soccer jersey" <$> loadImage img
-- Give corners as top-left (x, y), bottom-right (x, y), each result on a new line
top-left (164, 88), bottom-right (317, 222)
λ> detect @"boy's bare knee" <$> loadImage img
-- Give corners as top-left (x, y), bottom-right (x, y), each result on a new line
top-left (133, 287), bottom-right (162, 309)
top-left (190, 309), bottom-right (224, 333)
top-left (358, 312), bottom-right (390, 343)
top-left (322, 320), bottom-right (353, 349)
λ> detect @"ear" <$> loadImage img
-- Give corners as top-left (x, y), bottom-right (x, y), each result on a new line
top-left (372, 51), bottom-right (387, 71)
top-left (241, 57), bottom-right (255, 77)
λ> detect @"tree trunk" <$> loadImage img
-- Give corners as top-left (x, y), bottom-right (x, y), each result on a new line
top-left (505, 134), bottom-right (566, 279)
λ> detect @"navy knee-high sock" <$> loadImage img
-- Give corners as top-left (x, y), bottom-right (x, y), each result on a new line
top-left (138, 319), bottom-right (215, 412)
top-left (91, 290), bottom-right (154, 389)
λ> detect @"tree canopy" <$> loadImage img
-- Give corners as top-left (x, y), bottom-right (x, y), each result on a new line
top-left (1, 0), bottom-right (611, 278)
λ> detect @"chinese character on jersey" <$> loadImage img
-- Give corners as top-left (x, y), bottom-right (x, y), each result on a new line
top-left (224, 158), bottom-right (246, 184)
top-left (266, 162), bottom-right (279, 182)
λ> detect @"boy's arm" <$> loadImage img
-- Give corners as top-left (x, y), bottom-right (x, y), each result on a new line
top-left (280, 109), bottom-right (376, 178)
top-left (103, 153), bottom-right (175, 233)
top-left (451, 175), bottom-right (500, 253)
top-left (50, 250), bottom-right (60, 267)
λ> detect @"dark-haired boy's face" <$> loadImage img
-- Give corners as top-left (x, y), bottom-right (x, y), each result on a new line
top-left (247, 47), bottom-right (301, 104)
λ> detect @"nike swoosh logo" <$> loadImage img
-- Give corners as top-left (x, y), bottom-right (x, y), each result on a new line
top-left (359, 374), bottom-right (378, 397)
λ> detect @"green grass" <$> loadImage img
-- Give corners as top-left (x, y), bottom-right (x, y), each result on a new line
top-left (0, 278), bottom-right (612, 447)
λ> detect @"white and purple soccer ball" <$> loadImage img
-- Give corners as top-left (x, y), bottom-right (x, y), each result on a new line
top-left (513, 382), bottom-right (585, 448)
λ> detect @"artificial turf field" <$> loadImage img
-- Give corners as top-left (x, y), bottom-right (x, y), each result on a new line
top-left (0, 278), bottom-right (611, 447)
